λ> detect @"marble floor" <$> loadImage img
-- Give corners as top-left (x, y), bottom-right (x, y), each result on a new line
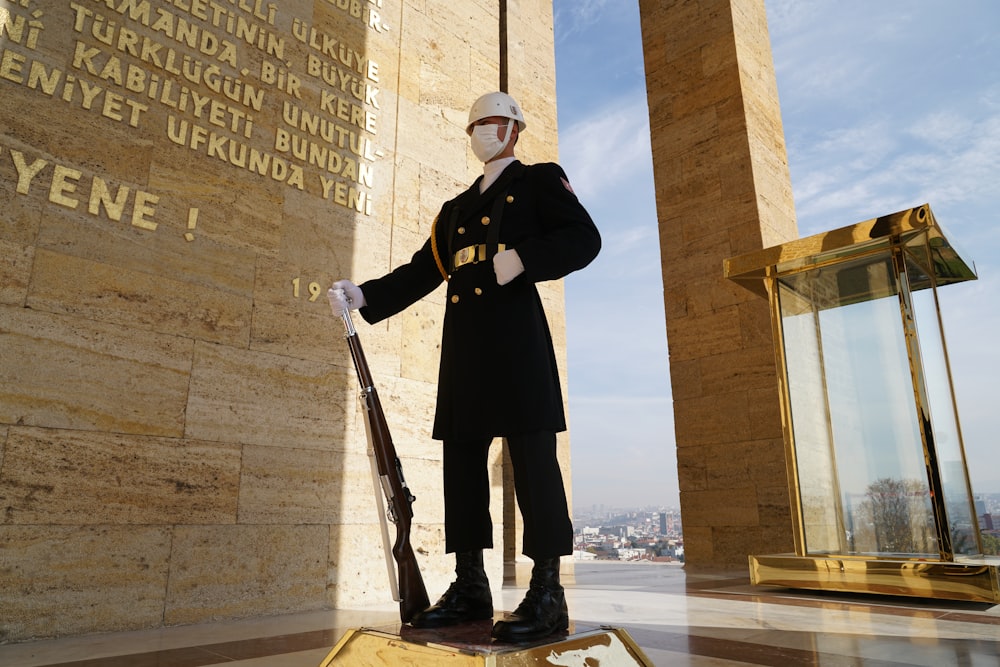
top-left (2, 561), bottom-right (999, 666)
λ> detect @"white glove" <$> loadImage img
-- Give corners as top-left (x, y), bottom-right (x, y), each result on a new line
top-left (328, 279), bottom-right (365, 316)
top-left (493, 249), bottom-right (524, 286)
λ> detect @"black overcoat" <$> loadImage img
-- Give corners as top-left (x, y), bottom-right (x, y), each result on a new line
top-left (358, 160), bottom-right (601, 442)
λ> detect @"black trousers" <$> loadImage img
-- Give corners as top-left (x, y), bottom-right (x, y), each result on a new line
top-left (442, 431), bottom-right (573, 560)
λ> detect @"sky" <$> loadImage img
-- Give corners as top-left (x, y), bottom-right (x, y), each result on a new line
top-left (551, 0), bottom-right (1000, 512)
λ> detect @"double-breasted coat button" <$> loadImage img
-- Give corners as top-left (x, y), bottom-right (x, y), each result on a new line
top-left (475, 288), bottom-right (483, 295)
top-left (458, 226), bottom-right (466, 234)
top-left (451, 295), bottom-right (460, 304)
top-left (481, 216), bottom-right (490, 225)
top-left (506, 195), bottom-right (514, 203)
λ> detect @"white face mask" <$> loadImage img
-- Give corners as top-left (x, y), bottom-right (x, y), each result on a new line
top-left (470, 120), bottom-right (513, 162)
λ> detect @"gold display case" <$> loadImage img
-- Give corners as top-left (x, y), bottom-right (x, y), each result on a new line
top-left (725, 204), bottom-right (999, 602)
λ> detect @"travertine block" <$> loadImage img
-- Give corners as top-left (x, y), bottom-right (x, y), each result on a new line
top-left (747, 387), bottom-right (784, 441)
top-left (327, 521), bottom-right (402, 609)
top-left (400, 295), bottom-right (445, 385)
top-left (387, 155), bottom-right (422, 232)
top-left (164, 525), bottom-right (329, 625)
top-left (0, 427), bottom-right (241, 524)
top-left (236, 445), bottom-right (436, 525)
top-left (538, 281), bottom-right (567, 330)
top-left (184, 341), bottom-right (352, 449)
top-left (756, 483), bottom-right (794, 529)
top-left (250, 299), bottom-right (347, 365)
top-left (325, 520), bottom-right (462, 609)
top-left (276, 207), bottom-right (362, 276)
top-left (235, 443), bottom-right (365, 526)
top-left (0, 155), bottom-right (44, 246)
top-left (0, 240), bottom-right (32, 306)
top-left (668, 357), bottom-right (704, 401)
top-left (349, 215), bottom-right (395, 276)
top-left (376, 373), bottom-right (441, 462)
top-left (712, 525), bottom-right (767, 566)
top-left (0, 526), bottom-right (172, 640)
top-left (700, 438), bottom-right (785, 491)
top-left (415, 164), bottom-right (471, 236)
top-left (468, 37), bottom-right (501, 87)
top-left (145, 159), bottom-right (286, 255)
top-left (682, 487), bottom-right (760, 528)
top-left (28, 249), bottom-right (253, 346)
top-left (672, 388), bottom-right (750, 447)
top-left (664, 305), bottom-right (744, 363)
top-left (394, 96), bottom-right (470, 182)
top-left (658, 211), bottom-right (732, 265)
top-left (411, 16), bottom-right (474, 109)
top-left (409, 520), bottom-right (453, 589)
top-left (684, 273), bottom-right (744, 317)
top-left (0, 306), bottom-right (193, 436)
top-left (697, 344), bottom-right (778, 395)
top-left (32, 200), bottom-right (258, 300)
top-left (737, 297), bottom-right (774, 347)
top-left (750, 443), bottom-right (788, 491)
top-left (678, 523), bottom-right (713, 563)
top-left (676, 445), bottom-right (708, 492)
top-left (382, 224), bottom-right (426, 275)
top-left (346, 312), bottom-right (407, 380)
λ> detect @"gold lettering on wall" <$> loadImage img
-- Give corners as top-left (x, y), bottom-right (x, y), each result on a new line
top-left (3, 146), bottom-right (166, 232)
top-left (1, 0), bottom-right (390, 251)
top-left (290, 276), bottom-right (324, 301)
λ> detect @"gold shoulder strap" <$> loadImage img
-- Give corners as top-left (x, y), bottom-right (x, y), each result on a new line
top-left (430, 214), bottom-right (449, 281)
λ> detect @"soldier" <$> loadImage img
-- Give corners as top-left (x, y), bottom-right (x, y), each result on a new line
top-left (330, 91), bottom-right (600, 642)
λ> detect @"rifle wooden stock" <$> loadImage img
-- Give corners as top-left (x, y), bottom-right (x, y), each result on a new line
top-left (341, 312), bottom-right (430, 623)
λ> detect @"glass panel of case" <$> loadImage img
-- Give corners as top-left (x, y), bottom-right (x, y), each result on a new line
top-left (778, 251), bottom-right (940, 558)
top-left (902, 247), bottom-right (981, 556)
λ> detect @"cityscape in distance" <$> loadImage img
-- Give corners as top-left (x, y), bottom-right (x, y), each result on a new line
top-left (571, 492), bottom-right (1000, 562)
top-left (571, 504), bottom-right (684, 563)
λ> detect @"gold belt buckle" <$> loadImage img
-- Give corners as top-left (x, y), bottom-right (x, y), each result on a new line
top-left (454, 245), bottom-right (476, 269)
top-left (453, 243), bottom-right (506, 270)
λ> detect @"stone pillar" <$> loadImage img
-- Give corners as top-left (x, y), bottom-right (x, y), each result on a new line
top-left (0, 0), bottom-right (564, 641)
top-left (498, 0), bottom-right (572, 585)
top-left (638, 0), bottom-right (799, 568)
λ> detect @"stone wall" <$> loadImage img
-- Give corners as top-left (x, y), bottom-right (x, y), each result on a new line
top-left (639, 0), bottom-right (799, 567)
top-left (0, 0), bottom-right (564, 641)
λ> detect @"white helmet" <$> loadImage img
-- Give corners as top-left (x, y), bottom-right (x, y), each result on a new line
top-left (466, 91), bottom-right (526, 134)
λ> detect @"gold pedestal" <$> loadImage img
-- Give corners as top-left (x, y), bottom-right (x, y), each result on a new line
top-left (750, 553), bottom-right (1000, 603)
top-left (318, 619), bottom-right (654, 666)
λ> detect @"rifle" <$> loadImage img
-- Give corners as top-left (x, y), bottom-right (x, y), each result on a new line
top-left (334, 292), bottom-right (430, 623)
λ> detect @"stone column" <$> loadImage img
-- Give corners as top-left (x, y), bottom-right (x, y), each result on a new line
top-left (500, 0), bottom-right (571, 586)
top-left (638, 0), bottom-right (798, 568)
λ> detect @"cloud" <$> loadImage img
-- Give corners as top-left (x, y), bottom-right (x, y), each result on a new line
top-left (907, 111), bottom-right (976, 148)
top-left (560, 107), bottom-right (667, 400)
top-left (789, 110), bottom-right (1000, 235)
top-left (553, 0), bottom-right (616, 43)
top-left (773, 1), bottom-right (1000, 236)
top-left (558, 92), bottom-right (653, 201)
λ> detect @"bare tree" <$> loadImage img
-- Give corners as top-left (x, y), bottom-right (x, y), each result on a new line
top-left (856, 477), bottom-right (936, 554)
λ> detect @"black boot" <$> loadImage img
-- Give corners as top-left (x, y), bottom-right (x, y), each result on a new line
top-left (491, 557), bottom-right (568, 643)
top-left (409, 550), bottom-right (493, 628)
